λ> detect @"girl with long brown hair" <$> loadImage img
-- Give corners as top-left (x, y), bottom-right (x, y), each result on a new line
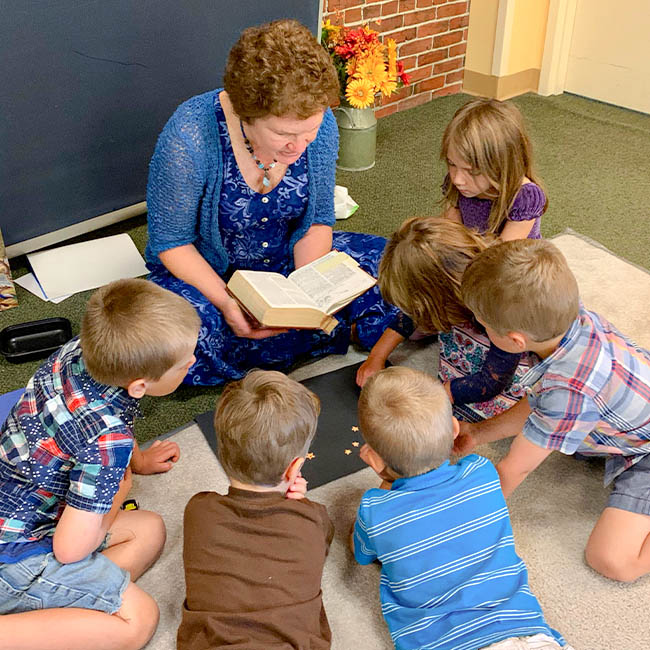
top-left (441, 97), bottom-right (547, 240)
top-left (356, 217), bottom-right (534, 421)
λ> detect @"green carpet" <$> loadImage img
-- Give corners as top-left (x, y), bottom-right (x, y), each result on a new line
top-left (2, 92), bottom-right (649, 443)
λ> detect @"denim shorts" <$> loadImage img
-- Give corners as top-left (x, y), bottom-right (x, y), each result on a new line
top-left (0, 541), bottom-right (130, 615)
top-left (608, 453), bottom-right (650, 516)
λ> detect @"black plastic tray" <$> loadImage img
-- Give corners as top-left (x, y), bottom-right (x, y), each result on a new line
top-left (0, 318), bottom-right (73, 363)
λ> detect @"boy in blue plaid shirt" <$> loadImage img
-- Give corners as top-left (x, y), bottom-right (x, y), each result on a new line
top-left (0, 278), bottom-right (200, 650)
top-left (456, 239), bottom-right (650, 583)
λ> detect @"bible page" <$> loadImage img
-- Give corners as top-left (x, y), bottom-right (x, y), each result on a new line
top-left (288, 251), bottom-right (375, 313)
top-left (237, 271), bottom-right (318, 308)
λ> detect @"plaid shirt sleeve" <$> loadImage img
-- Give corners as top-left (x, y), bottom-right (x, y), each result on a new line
top-left (66, 427), bottom-right (134, 514)
top-left (523, 386), bottom-right (600, 454)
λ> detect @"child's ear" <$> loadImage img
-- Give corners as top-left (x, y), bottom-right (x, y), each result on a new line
top-left (360, 443), bottom-right (389, 477)
top-left (507, 331), bottom-right (528, 352)
top-left (451, 416), bottom-right (460, 439)
top-left (126, 378), bottom-right (147, 399)
top-left (284, 456), bottom-right (305, 484)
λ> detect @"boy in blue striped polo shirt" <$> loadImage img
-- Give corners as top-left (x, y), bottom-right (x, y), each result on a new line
top-left (353, 366), bottom-right (572, 650)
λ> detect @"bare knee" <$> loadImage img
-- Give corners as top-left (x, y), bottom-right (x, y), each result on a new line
top-left (585, 543), bottom-right (643, 583)
top-left (117, 583), bottom-right (160, 650)
top-left (126, 509), bottom-right (167, 559)
top-left (141, 510), bottom-right (167, 553)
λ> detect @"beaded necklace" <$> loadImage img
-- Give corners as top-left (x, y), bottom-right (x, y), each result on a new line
top-left (240, 120), bottom-right (277, 187)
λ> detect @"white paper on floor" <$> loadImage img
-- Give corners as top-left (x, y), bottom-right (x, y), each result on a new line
top-left (27, 233), bottom-right (148, 300)
top-left (15, 273), bottom-right (71, 303)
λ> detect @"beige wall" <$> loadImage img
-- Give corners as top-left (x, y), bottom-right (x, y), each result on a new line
top-left (565, 0), bottom-right (650, 114)
top-left (507, 0), bottom-right (549, 75)
top-left (465, 1), bottom-right (498, 76)
top-left (464, 0), bottom-right (549, 99)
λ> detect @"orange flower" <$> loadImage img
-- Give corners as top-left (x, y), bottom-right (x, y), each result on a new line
top-left (387, 38), bottom-right (398, 80)
top-left (354, 56), bottom-right (388, 88)
top-left (345, 77), bottom-right (375, 109)
top-left (322, 21), bottom-right (410, 106)
top-left (378, 78), bottom-right (397, 97)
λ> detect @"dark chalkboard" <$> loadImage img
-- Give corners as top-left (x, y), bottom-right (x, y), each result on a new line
top-left (0, 1), bottom-right (320, 248)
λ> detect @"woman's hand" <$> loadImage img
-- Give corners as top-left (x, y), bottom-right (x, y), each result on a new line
top-left (220, 296), bottom-right (287, 339)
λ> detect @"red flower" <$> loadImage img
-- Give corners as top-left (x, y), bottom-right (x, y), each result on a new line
top-left (335, 44), bottom-right (355, 59)
top-left (396, 60), bottom-right (410, 86)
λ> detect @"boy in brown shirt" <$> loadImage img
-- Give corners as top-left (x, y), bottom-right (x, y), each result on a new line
top-left (178, 370), bottom-right (334, 649)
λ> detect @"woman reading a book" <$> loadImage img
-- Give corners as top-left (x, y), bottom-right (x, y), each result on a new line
top-left (144, 19), bottom-right (398, 385)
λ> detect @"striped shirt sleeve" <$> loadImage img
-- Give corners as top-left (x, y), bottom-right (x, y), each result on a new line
top-left (354, 505), bottom-right (377, 565)
top-left (524, 387), bottom-right (600, 454)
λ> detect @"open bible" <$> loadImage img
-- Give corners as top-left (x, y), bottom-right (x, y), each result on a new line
top-left (226, 251), bottom-right (377, 334)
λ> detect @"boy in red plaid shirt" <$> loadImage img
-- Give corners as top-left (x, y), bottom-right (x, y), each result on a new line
top-left (0, 278), bottom-right (199, 650)
top-left (456, 239), bottom-right (650, 583)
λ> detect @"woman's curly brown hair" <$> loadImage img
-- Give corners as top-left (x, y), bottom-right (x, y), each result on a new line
top-left (224, 19), bottom-right (340, 121)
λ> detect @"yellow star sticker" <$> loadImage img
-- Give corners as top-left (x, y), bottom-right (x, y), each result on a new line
top-left (306, 452), bottom-right (315, 460)
top-left (344, 449), bottom-right (352, 455)
top-left (351, 426), bottom-right (359, 432)
top-left (352, 441), bottom-right (360, 447)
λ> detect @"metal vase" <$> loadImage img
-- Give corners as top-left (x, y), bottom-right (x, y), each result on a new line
top-left (334, 104), bottom-right (377, 172)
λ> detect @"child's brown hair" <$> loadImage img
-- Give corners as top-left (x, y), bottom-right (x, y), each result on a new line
top-left (379, 216), bottom-right (494, 333)
top-left (358, 367), bottom-right (454, 477)
top-left (215, 370), bottom-right (320, 486)
top-left (80, 278), bottom-right (200, 386)
top-left (441, 97), bottom-right (547, 235)
top-left (461, 239), bottom-right (579, 341)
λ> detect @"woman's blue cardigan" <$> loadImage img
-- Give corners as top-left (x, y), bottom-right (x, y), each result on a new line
top-left (145, 89), bottom-right (339, 275)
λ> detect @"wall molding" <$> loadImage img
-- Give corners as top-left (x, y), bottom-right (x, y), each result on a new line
top-left (6, 202), bottom-right (147, 259)
top-left (462, 67), bottom-right (541, 100)
top-left (538, 0), bottom-right (578, 95)
top-left (491, 0), bottom-right (515, 77)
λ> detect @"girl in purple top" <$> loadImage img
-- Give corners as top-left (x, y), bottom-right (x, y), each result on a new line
top-left (358, 99), bottom-right (546, 421)
top-left (441, 97), bottom-right (547, 240)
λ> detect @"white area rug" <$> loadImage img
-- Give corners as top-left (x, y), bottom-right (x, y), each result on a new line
top-left (134, 232), bottom-right (650, 650)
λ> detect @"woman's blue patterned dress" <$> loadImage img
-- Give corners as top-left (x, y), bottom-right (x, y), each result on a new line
top-left (148, 100), bottom-right (397, 385)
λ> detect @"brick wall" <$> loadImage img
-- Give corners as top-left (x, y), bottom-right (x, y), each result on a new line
top-left (323, 0), bottom-right (469, 117)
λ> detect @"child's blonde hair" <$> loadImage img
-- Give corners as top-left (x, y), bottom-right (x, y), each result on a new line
top-left (461, 239), bottom-right (579, 342)
top-left (80, 278), bottom-right (200, 386)
top-left (379, 216), bottom-right (494, 332)
top-left (358, 367), bottom-right (454, 477)
top-left (215, 370), bottom-right (320, 486)
top-left (441, 97), bottom-right (547, 235)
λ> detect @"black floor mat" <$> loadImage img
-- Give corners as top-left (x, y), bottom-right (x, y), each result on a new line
top-left (194, 362), bottom-right (369, 489)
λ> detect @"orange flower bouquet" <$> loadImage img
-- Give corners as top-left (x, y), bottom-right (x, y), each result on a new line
top-left (321, 21), bottom-right (410, 109)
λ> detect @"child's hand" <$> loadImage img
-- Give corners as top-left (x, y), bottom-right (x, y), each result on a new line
top-left (286, 472), bottom-right (307, 500)
top-left (132, 440), bottom-right (180, 474)
top-left (360, 444), bottom-right (394, 488)
top-left (452, 422), bottom-right (477, 457)
top-left (356, 357), bottom-right (385, 387)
